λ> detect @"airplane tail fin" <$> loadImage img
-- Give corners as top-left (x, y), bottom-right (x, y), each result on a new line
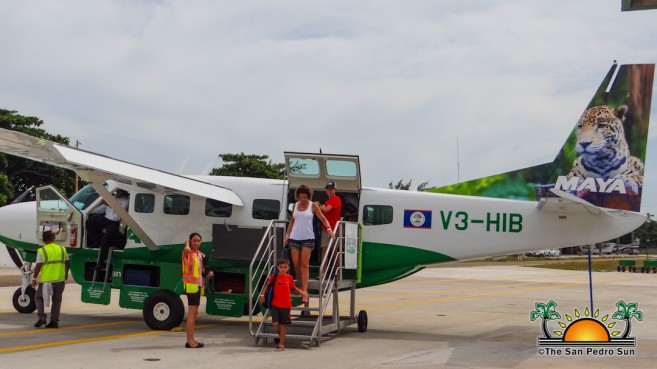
top-left (431, 63), bottom-right (655, 212)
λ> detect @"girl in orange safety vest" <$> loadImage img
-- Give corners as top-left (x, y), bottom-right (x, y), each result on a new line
top-left (182, 232), bottom-right (213, 348)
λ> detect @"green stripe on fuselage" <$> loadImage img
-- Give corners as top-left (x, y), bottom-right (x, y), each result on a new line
top-left (356, 242), bottom-right (456, 287)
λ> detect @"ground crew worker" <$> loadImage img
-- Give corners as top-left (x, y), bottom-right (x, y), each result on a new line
top-left (32, 231), bottom-right (69, 328)
top-left (182, 232), bottom-right (213, 348)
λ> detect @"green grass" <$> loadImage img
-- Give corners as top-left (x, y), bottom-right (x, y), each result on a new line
top-left (531, 259), bottom-right (624, 272)
top-left (465, 255), bottom-right (655, 272)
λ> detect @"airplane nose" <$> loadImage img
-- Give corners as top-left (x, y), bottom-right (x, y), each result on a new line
top-left (0, 201), bottom-right (37, 246)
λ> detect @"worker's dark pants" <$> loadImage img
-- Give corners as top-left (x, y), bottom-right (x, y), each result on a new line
top-left (98, 219), bottom-right (120, 264)
top-left (35, 281), bottom-right (66, 323)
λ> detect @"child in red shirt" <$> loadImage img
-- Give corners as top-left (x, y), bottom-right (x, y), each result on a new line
top-left (260, 257), bottom-right (308, 351)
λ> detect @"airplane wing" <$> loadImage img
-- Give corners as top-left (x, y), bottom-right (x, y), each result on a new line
top-left (0, 128), bottom-right (244, 206)
top-left (536, 188), bottom-right (610, 216)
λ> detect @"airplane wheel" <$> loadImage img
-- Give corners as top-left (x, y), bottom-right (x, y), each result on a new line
top-left (622, 266), bottom-right (626, 272)
top-left (357, 310), bottom-right (368, 332)
top-left (617, 266), bottom-right (621, 272)
top-left (12, 286), bottom-right (36, 313)
top-left (143, 290), bottom-right (184, 330)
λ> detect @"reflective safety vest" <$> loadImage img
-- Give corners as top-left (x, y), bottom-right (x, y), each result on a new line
top-left (38, 243), bottom-right (67, 282)
top-left (182, 250), bottom-right (203, 295)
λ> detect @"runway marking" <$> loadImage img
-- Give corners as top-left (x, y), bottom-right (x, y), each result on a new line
top-left (0, 323), bottom-right (220, 353)
top-left (359, 280), bottom-right (556, 301)
top-left (388, 270), bottom-right (585, 285)
top-left (356, 274), bottom-right (643, 310)
top-left (358, 274), bottom-right (639, 301)
top-left (0, 330), bottom-right (164, 353)
top-left (0, 321), bottom-right (139, 337)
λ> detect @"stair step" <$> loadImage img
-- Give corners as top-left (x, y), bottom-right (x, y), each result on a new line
top-left (291, 306), bottom-right (319, 311)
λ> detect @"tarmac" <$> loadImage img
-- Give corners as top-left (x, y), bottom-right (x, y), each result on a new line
top-left (1, 264), bottom-right (656, 368)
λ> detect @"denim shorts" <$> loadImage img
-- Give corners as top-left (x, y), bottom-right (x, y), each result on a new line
top-left (288, 238), bottom-right (315, 251)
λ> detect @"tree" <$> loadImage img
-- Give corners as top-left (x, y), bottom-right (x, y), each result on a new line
top-left (389, 179), bottom-right (430, 191)
top-left (634, 216), bottom-right (657, 247)
top-left (0, 109), bottom-right (76, 205)
top-left (389, 179), bottom-right (412, 190)
top-left (210, 153), bottom-right (284, 179)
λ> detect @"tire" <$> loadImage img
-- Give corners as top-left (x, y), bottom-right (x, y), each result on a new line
top-left (357, 310), bottom-right (368, 332)
top-left (143, 290), bottom-right (184, 330)
top-left (12, 286), bottom-right (36, 313)
top-left (617, 266), bottom-right (621, 272)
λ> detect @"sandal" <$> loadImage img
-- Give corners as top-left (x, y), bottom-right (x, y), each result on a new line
top-left (275, 345), bottom-right (285, 351)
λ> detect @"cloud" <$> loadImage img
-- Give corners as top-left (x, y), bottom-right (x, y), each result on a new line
top-left (0, 0), bottom-right (655, 212)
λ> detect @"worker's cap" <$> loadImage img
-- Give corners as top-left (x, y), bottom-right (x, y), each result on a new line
top-left (325, 181), bottom-right (336, 189)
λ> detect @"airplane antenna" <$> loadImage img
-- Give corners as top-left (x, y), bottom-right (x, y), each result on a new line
top-left (456, 136), bottom-right (461, 183)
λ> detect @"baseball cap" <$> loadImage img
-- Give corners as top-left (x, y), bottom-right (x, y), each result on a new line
top-left (325, 181), bottom-right (336, 189)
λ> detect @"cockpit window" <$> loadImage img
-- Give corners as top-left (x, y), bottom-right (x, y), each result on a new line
top-left (69, 184), bottom-right (103, 211)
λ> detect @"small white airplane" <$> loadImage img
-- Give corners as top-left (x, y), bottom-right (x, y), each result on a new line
top-left (0, 62), bottom-right (652, 331)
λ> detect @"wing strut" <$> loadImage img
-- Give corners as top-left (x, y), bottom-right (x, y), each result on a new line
top-left (90, 182), bottom-right (157, 250)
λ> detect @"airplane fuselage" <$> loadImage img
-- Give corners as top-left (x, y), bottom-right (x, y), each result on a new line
top-left (0, 175), bottom-right (646, 289)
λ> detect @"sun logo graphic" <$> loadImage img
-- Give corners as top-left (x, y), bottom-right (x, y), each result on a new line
top-left (530, 300), bottom-right (642, 356)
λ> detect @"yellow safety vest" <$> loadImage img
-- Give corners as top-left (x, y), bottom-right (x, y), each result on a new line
top-left (182, 250), bottom-right (203, 295)
top-left (38, 243), bottom-right (67, 282)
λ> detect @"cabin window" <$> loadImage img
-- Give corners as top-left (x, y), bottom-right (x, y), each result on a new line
top-left (134, 194), bottom-right (155, 213)
top-left (287, 157), bottom-right (320, 176)
top-left (252, 199), bottom-right (280, 220)
top-left (326, 160), bottom-right (357, 178)
top-left (205, 198), bottom-right (232, 217)
top-left (363, 205), bottom-right (393, 225)
top-left (163, 194), bottom-right (190, 215)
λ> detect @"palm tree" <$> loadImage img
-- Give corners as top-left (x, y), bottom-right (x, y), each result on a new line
top-left (612, 300), bottom-right (643, 338)
top-left (530, 300), bottom-right (561, 339)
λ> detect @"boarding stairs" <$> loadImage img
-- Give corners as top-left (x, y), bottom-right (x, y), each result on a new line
top-left (91, 246), bottom-right (116, 289)
top-left (82, 245), bottom-right (119, 305)
top-left (249, 220), bottom-right (366, 347)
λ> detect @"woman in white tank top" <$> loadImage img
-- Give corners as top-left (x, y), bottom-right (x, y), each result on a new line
top-left (285, 185), bottom-right (334, 294)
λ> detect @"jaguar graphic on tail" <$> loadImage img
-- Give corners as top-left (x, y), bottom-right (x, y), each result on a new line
top-left (567, 104), bottom-right (644, 196)
top-left (433, 63), bottom-right (653, 212)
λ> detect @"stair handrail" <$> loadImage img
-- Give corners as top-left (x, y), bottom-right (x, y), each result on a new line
top-left (315, 220), bottom-right (361, 338)
top-left (249, 219), bottom-right (287, 335)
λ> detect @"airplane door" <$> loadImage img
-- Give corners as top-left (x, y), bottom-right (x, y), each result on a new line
top-left (36, 185), bottom-right (83, 247)
top-left (283, 152), bottom-right (361, 266)
top-left (284, 152), bottom-right (361, 193)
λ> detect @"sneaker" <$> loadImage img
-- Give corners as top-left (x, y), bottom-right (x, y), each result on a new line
top-left (34, 319), bottom-right (46, 328)
top-left (45, 322), bottom-right (59, 328)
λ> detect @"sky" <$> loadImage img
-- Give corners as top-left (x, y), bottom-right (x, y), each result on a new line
top-left (0, 0), bottom-right (656, 216)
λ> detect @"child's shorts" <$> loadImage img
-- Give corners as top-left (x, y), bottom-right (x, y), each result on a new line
top-left (270, 306), bottom-right (291, 325)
